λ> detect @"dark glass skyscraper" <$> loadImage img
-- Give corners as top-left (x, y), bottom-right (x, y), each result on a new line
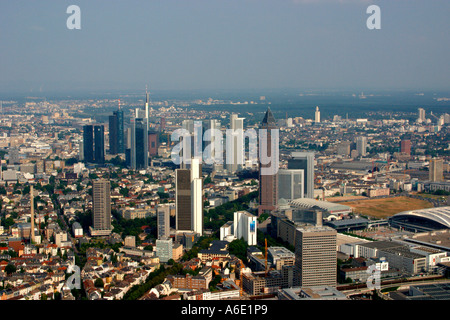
top-left (83, 125), bottom-right (94, 163)
top-left (109, 109), bottom-right (124, 155)
top-left (83, 124), bottom-right (105, 164)
top-left (130, 117), bottom-right (148, 170)
top-left (94, 125), bottom-right (105, 164)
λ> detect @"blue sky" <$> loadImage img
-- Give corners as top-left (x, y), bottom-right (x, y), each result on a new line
top-left (0, 0), bottom-right (449, 94)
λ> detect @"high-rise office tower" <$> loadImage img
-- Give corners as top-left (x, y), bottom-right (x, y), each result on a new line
top-left (160, 117), bottom-right (166, 131)
top-left (191, 158), bottom-right (203, 236)
top-left (400, 139), bottom-right (411, 155)
top-left (8, 147), bottom-right (20, 165)
top-left (258, 108), bottom-right (278, 215)
top-left (234, 211), bottom-right (257, 246)
top-left (130, 117), bottom-right (148, 170)
top-left (418, 108), bottom-right (426, 123)
top-left (83, 125), bottom-right (94, 163)
top-left (227, 114), bottom-right (244, 174)
top-left (180, 119), bottom-right (195, 169)
top-left (145, 88), bottom-right (150, 120)
top-left (148, 130), bottom-right (159, 157)
top-left (288, 152), bottom-right (314, 199)
top-left (336, 141), bottom-right (351, 157)
top-left (93, 125), bottom-right (105, 164)
top-left (83, 125), bottom-right (105, 164)
top-left (206, 119), bottom-right (222, 170)
top-left (175, 158), bottom-right (203, 236)
top-left (91, 179), bottom-right (112, 235)
top-left (294, 214), bottom-right (337, 287)
top-left (155, 237), bottom-right (173, 263)
top-left (157, 204), bottom-right (171, 239)
top-left (30, 185), bottom-right (35, 243)
top-left (278, 169), bottom-right (304, 202)
top-left (109, 107), bottom-right (124, 155)
top-left (176, 168), bottom-right (192, 232)
top-left (356, 136), bottom-right (367, 157)
top-left (429, 158), bottom-right (444, 182)
top-left (315, 106), bottom-right (321, 123)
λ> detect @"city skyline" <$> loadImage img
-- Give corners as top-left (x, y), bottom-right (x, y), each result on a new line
top-left (0, 0), bottom-right (449, 305)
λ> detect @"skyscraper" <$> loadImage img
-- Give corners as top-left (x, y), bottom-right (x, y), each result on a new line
top-left (294, 216), bottom-right (337, 287)
top-left (91, 179), bottom-right (112, 236)
top-left (8, 147), bottom-right (20, 165)
top-left (206, 119), bottom-right (222, 171)
top-left (315, 106), bottom-right (321, 123)
top-left (418, 108), bottom-right (426, 123)
top-left (145, 88), bottom-right (150, 120)
top-left (93, 125), bottom-right (105, 164)
top-left (148, 130), bottom-right (159, 157)
top-left (233, 211), bottom-right (257, 246)
top-left (258, 108), bottom-right (278, 215)
top-left (157, 204), bottom-right (171, 239)
top-left (130, 117), bottom-right (148, 170)
top-left (180, 119), bottom-right (195, 169)
top-left (156, 237), bottom-right (173, 263)
top-left (278, 169), bottom-right (304, 202)
top-left (109, 108), bottom-right (124, 155)
top-left (191, 158), bottom-right (203, 236)
top-left (176, 168), bottom-right (192, 232)
top-left (288, 152), bottom-right (314, 199)
top-left (429, 158), bottom-right (444, 182)
top-left (400, 139), bottom-right (411, 155)
top-left (227, 114), bottom-right (244, 174)
top-left (175, 158), bottom-right (203, 236)
top-left (83, 125), bottom-right (105, 164)
top-left (30, 185), bottom-right (35, 243)
top-left (83, 125), bottom-right (94, 163)
top-left (356, 136), bottom-right (367, 157)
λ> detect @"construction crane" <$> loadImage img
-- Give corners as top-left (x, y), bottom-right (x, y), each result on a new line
top-left (238, 259), bottom-right (244, 296)
top-left (265, 238), bottom-right (268, 277)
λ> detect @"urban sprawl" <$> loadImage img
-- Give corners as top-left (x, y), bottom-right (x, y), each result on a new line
top-left (0, 94), bottom-right (449, 301)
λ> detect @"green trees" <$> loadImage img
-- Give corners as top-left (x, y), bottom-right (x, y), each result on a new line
top-left (228, 238), bottom-right (248, 262)
top-left (122, 264), bottom-right (184, 300)
top-left (94, 278), bottom-right (104, 288)
top-left (5, 264), bottom-right (16, 275)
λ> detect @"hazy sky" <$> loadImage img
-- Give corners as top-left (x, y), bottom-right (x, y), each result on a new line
top-left (0, 0), bottom-right (449, 94)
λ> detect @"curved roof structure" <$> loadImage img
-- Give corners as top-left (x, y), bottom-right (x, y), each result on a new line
top-left (289, 198), bottom-right (352, 214)
top-left (389, 206), bottom-right (450, 231)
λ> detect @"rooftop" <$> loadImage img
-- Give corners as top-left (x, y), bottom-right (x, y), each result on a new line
top-left (290, 198), bottom-right (352, 213)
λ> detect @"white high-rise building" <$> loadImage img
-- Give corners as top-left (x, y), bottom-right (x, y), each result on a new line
top-left (356, 136), bottom-right (367, 157)
top-left (226, 114), bottom-right (244, 173)
top-left (233, 211), bottom-right (257, 246)
top-left (418, 108), bottom-right (426, 123)
top-left (191, 158), bottom-right (203, 236)
top-left (157, 204), bottom-right (171, 239)
top-left (315, 106), bottom-right (321, 123)
top-left (206, 119), bottom-right (222, 170)
top-left (156, 237), bottom-right (173, 263)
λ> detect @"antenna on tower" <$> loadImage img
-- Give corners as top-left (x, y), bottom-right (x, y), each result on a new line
top-left (118, 99), bottom-right (121, 110)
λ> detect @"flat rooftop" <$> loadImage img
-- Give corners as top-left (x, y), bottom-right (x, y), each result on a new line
top-left (406, 229), bottom-right (450, 251)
